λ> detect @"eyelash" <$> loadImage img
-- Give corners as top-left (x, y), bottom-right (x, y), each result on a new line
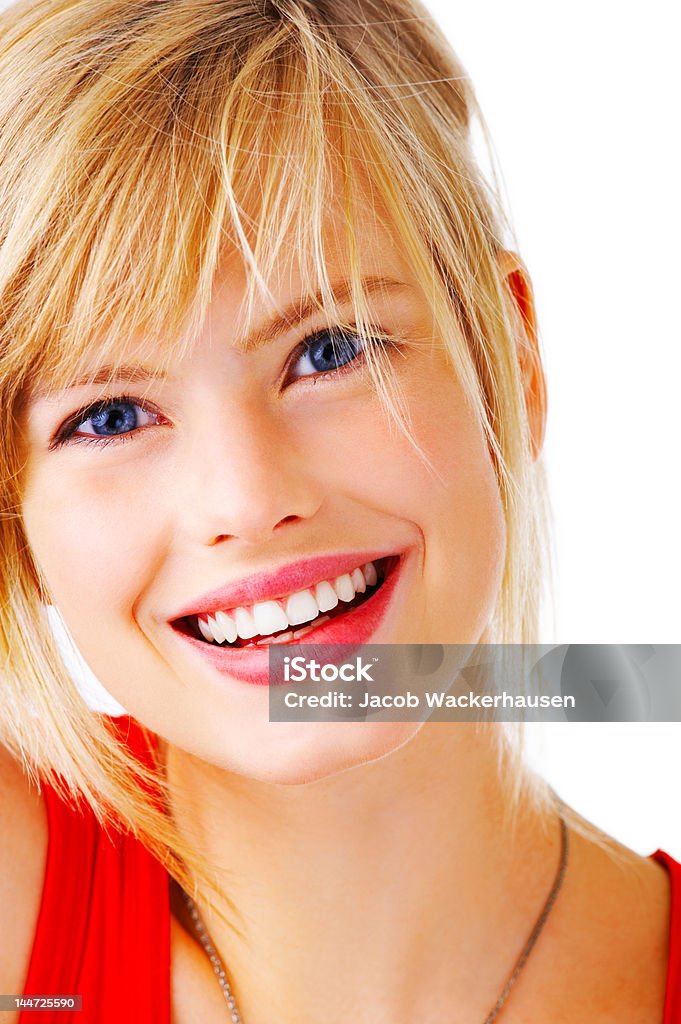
top-left (51, 396), bottom-right (161, 450)
top-left (50, 326), bottom-right (394, 450)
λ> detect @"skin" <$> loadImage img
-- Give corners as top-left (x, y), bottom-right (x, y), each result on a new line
top-left (19, 199), bottom-right (670, 1023)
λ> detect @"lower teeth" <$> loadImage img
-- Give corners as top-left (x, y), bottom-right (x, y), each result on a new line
top-left (251, 614), bottom-right (331, 647)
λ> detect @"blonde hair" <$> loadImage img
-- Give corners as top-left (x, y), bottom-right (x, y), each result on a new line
top-left (0, 0), bottom-right (554, 924)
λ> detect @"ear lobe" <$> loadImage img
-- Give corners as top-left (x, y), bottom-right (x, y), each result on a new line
top-left (496, 251), bottom-right (547, 461)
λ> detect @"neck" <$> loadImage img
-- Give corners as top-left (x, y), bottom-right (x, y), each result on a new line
top-left (164, 723), bottom-right (560, 1024)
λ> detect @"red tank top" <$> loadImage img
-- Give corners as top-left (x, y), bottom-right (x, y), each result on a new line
top-left (19, 716), bottom-right (681, 1022)
top-left (20, 716), bottom-right (170, 1023)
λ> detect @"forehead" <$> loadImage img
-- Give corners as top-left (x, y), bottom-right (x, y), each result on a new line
top-left (220, 189), bottom-right (417, 340)
top-left (42, 183), bottom-right (420, 388)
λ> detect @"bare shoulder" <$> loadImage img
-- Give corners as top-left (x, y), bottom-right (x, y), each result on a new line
top-left (573, 826), bottom-right (670, 1021)
top-left (521, 821), bottom-right (671, 1023)
top-left (0, 742), bottom-right (48, 1014)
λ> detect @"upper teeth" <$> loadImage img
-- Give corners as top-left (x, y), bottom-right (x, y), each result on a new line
top-left (197, 560), bottom-right (380, 644)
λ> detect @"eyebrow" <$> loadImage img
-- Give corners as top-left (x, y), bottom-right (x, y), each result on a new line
top-left (35, 275), bottom-right (410, 397)
top-left (33, 364), bottom-right (169, 400)
top-left (234, 275), bottom-right (409, 353)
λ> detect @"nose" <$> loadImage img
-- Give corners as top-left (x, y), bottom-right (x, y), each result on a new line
top-left (177, 399), bottom-right (323, 548)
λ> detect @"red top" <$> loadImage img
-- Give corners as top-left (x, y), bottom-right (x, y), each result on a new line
top-left (20, 716), bottom-right (170, 1024)
top-left (20, 716), bottom-right (681, 1023)
top-left (654, 847), bottom-right (681, 1022)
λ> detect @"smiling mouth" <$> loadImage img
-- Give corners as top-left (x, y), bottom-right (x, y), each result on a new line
top-left (169, 557), bottom-right (395, 651)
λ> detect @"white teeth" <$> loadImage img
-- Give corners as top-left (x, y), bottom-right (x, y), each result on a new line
top-left (363, 561), bottom-right (378, 586)
top-left (195, 558), bottom-right (385, 644)
top-left (252, 600), bottom-right (289, 637)
top-left (292, 614), bottom-right (330, 640)
top-left (284, 589), bottom-right (319, 626)
top-left (198, 617), bottom-right (214, 642)
top-left (234, 606), bottom-right (258, 639)
top-left (255, 615), bottom-right (331, 646)
top-left (314, 579), bottom-right (339, 613)
top-left (334, 573), bottom-right (355, 602)
top-left (351, 567), bottom-right (366, 593)
top-left (208, 615), bottom-right (227, 643)
top-left (255, 629), bottom-right (294, 646)
top-left (215, 610), bottom-right (237, 643)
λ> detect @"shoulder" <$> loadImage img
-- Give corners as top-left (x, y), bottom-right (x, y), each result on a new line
top-left (0, 742), bottom-right (48, 1006)
top-left (536, 822), bottom-right (672, 1022)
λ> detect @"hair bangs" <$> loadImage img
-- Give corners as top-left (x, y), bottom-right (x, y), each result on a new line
top-left (3, 0), bottom-right (481, 472)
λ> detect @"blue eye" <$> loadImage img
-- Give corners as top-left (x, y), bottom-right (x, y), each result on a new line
top-left (290, 329), bottom-right (366, 379)
top-left (87, 401), bottom-right (139, 436)
top-left (54, 397), bottom-right (163, 448)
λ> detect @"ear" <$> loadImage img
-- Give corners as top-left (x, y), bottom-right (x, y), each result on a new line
top-left (496, 250), bottom-right (547, 461)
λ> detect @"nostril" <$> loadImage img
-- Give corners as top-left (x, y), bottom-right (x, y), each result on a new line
top-left (210, 534), bottom-right (234, 546)
top-left (275, 515), bottom-right (301, 528)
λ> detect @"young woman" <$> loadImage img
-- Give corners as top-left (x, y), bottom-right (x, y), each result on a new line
top-left (0, 0), bottom-right (677, 1021)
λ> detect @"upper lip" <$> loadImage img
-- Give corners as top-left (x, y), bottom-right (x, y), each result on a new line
top-left (169, 550), bottom-right (402, 621)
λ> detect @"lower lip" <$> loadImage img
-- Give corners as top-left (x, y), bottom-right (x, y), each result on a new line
top-left (172, 554), bottom-right (406, 686)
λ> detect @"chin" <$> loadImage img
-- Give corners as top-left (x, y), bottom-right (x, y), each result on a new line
top-left (205, 719), bottom-right (424, 786)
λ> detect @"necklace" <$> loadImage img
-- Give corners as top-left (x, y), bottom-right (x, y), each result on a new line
top-left (182, 813), bottom-right (568, 1024)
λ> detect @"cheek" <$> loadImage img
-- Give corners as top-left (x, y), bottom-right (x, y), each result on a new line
top-left (306, 364), bottom-right (505, 546)
top-left (412, 381), bottom-right (506, 639)
top-left (21, 459), bottom-right (167, 621)
top-left (309, 364), bottom-right (506, 639)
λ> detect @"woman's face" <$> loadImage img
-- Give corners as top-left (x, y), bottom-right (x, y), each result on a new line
top-left (20, 199), bottom-right (506, 784)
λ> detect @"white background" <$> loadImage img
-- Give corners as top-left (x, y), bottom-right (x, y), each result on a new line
top-left (422, 0), bottom-right (680, 857)
top-left (4, 0), bottom-right (680, 857)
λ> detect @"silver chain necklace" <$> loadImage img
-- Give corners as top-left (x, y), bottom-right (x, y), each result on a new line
top-left (182, 814), bottom-right (568, 1024)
